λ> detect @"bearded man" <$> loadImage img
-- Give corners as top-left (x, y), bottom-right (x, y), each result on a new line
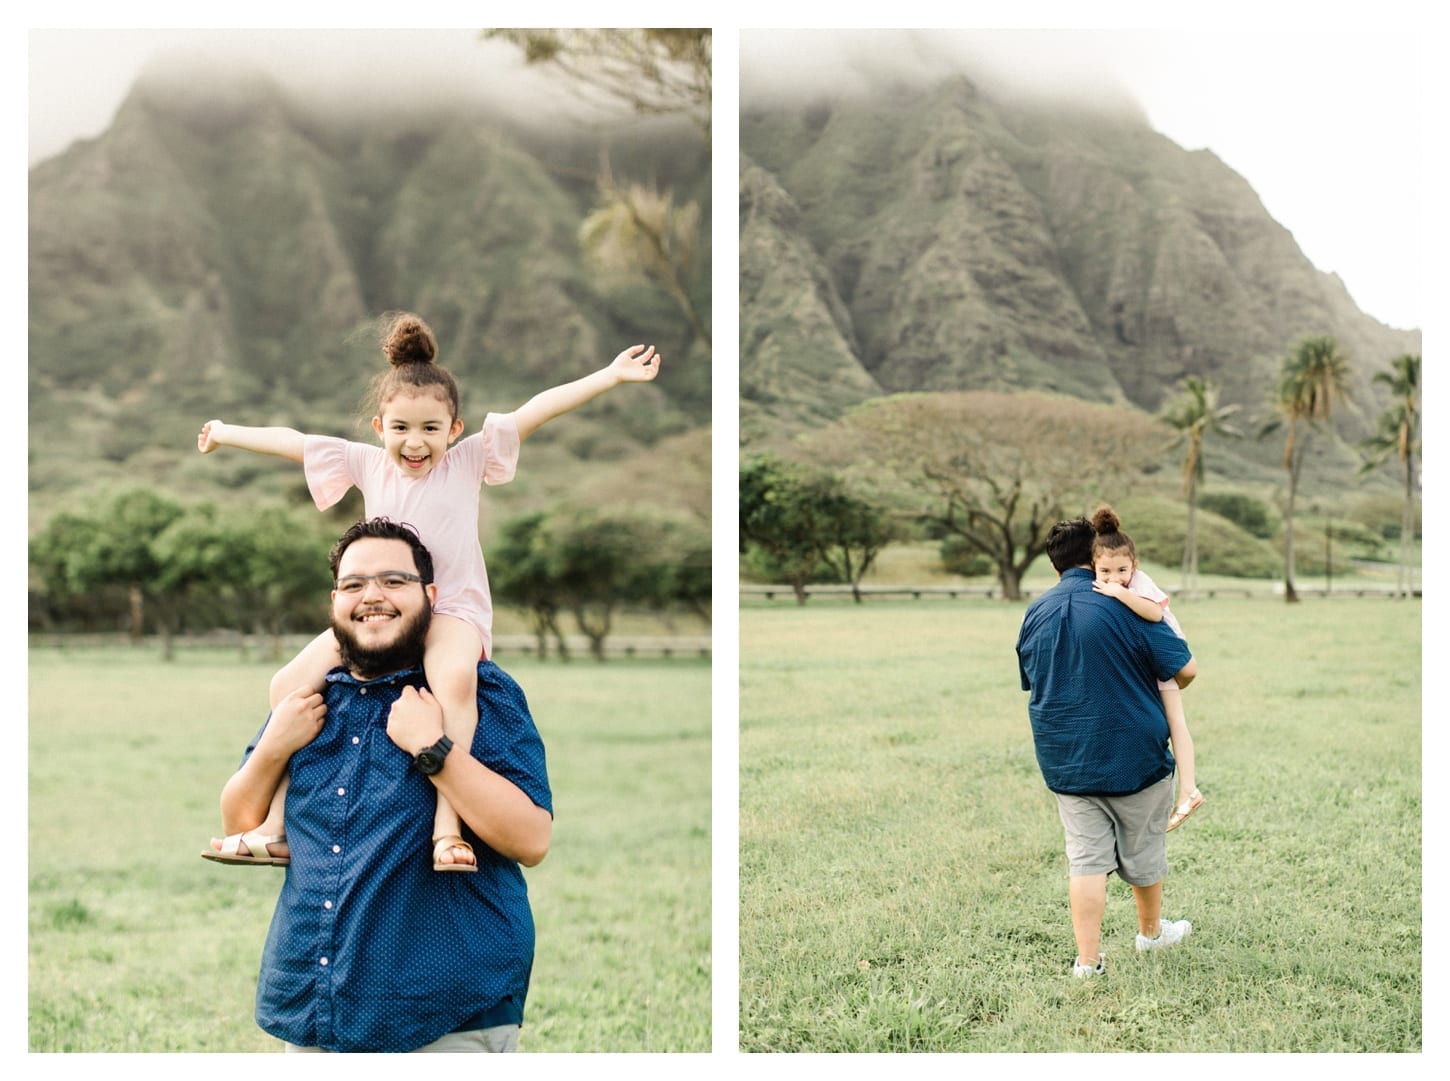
top-left (211, 517), bottom-right (552, 1051)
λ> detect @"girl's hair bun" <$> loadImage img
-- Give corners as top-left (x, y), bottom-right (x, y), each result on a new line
top-left (1091, 505), bottom-right (1121, 535)
top-left (381, 312), bottom-right (437, 367)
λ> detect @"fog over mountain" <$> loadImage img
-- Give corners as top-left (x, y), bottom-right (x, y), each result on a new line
top-left (739, 32), bottom-right (1419, 479)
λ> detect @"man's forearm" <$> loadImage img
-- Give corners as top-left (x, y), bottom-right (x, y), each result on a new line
top-left (431, 753), bottom-right (552, 867)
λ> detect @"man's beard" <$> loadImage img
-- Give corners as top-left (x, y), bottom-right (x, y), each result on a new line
top-left (331, 599), bottom-right (432, 681)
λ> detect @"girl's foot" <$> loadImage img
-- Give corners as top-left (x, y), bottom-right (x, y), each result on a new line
top-left (1167, 789), bottom-right (1204, 832)
top-left (432, 835), bottom-right (478, 872)
top-left (202, 832), bottom-right (290, 864)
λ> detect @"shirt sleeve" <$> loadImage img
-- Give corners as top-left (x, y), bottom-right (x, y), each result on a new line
top-left (480, 412), bottom-right (520, 487)
top-left (1129, 568), bottom-right (1170, 608)
top-left (1144, 619), bottom-right (1193, 683)
top-left (303, 434), bottom-right (360, 510)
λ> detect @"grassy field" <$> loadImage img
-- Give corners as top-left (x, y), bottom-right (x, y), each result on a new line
top-left (739, 594), bottom-right (1422, 1052)
top-left (27, 645), bottom-right (710, 1052)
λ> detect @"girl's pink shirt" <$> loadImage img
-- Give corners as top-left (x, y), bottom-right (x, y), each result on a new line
top-left (302, 412), bottom-right (521, 658)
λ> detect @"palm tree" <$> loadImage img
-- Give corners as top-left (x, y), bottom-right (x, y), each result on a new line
top-left (1268, 335), bottom-right (1352, 602)
top-left (1161, 376), bottom-right (1242, 597)
top-left (1358, 353), bottom-right (1420, 597)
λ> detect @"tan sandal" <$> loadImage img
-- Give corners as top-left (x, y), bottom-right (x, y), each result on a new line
top-left (432, 834), bottom-right (478, 873)
top-left (1167, 790), bottom-right (1204, 832)
top-left (201, 831), bottom-right (289, 866)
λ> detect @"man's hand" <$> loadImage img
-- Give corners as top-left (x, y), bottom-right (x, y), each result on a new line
top-left (198, 419), bottom-right (226, 454)
top-left (387, 686), bottom-right (446, 756)
top-left (607, 344), bottom-right (661, 384)
top-left (1092, 579), bottom-right (1129, 600)
top-left (258, 687), bottom-right (327, 755)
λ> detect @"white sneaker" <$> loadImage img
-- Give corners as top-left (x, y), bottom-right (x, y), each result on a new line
top-left (1072, 953), bottom-right (1106, 978)
top-left (1136, 918), bottom-right (1192, 951)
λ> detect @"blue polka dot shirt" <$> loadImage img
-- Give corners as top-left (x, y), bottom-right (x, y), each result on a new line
top-left (244, 661), bottom-right (552, 1052)
top-left (1016, 568), bottom-right (1192, 796)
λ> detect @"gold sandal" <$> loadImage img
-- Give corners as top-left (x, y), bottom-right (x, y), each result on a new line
top-left (1167, 790), bottom-right (1204, 832)
top-left (201, 831), bottom-right (289, 866)
top-left (432, 834), bottom-right (478, 873)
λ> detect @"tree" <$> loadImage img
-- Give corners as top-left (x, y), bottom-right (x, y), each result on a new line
top-left (740, 454), bottom-right (894, 604)
top-left (1160, 376), bottom-right (1242, 597)
top-left (1358, 353), bottom-right (1420, 598)
top-left (543, 509), bottom-right (662, 661)
top-left (1263, 336), bottom-right (1352, 602)
top-left (807, 477), bottom-right (897, 602)
top-left (489, 512), bottom-right (571, 659)
top-left (483, 29), bottom-right (711, 139)
top-left (488, 29), bottom-right (712, 352)
top-left (38, 490), bottom-right (186, 645)
top-left (831, 392), bottom-right (1169, 600)
top-left (580, 166), bottom-right (710, 349)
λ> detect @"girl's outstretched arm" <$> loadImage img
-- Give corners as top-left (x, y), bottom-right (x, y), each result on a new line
top-left (512, 344), bottom-right (661, 441)
top-left (198, 419), bottom-right (307, 462)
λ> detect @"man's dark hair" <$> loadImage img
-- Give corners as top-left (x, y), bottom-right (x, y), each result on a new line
top-left (1045, 517), bottom-right (1094, 572)
top-left (328, 517), bottom-right (435, 583)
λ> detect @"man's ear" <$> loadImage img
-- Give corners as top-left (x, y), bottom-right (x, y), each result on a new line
top-left (425, 582), bottom-right (439, 605)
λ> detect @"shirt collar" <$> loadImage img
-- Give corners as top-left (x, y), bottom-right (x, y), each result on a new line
top-left (324, 664), bottom-right (425, 687)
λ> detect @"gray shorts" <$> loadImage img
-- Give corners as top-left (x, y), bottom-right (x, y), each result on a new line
top-left (286, 1025), bottom-right (520, 1053)
top-left (1054, 775), bottom-right (1173, 885)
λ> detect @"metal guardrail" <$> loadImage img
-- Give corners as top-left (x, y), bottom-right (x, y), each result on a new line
top-left (740, 584), bottom-right (1420, 601)
top-left (28, 631), bottom-right (712, 659)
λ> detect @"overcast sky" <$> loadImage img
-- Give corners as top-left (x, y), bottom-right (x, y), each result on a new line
top-left (739, 28), bottom-right (1426, 332)
top-left (29, 25), bottom-right (1428, 332)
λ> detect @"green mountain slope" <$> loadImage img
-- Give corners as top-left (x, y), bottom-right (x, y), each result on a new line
top-left (29, 65), bottom-right (711, 524)
top-left (740, 73), bottom-right (1419, 472)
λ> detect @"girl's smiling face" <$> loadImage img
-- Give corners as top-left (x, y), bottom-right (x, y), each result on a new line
top-left (372, 390), bottom-right (464, 476)
top-left (1093, 548), bottom-right (1137, 588)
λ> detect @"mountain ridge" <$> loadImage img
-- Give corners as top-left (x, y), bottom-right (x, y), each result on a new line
top-left (740, 71), bottom-right (1418, 469)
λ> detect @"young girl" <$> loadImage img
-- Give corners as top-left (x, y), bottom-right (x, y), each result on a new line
top-left (199, 311), bottom-right (660, 871)
top-left (1088, 505), bottom-right (1205, 832)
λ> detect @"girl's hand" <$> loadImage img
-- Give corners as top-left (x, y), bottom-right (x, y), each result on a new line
top-left (260, 688), bottom-right (328, 755)
top-left (1092, 580), bottom-right (1128, 599)
top-left (198, 420), bottom-right (225, 454)
top-left (609, 344), bottom-right (661, 383)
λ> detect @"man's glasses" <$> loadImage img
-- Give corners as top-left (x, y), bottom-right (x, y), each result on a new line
top-left (334, 572), bottom-right (429, 595)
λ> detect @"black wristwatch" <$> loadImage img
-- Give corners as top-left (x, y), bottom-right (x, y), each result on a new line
top-left (412, 734), bottom-right (454, 775)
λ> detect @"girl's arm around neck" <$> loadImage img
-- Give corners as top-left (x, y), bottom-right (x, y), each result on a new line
top-left (198, 420), bottom-right (307, 462)
top-left (1092, 579), bottom-right (1165, 621)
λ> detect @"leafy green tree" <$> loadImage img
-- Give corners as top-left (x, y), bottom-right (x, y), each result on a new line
top-left (36, 490), bottom-right (186, 644)
top-left (1263, 336), bottom-right (1352, 602)
top-left (1358, 353), bottom-right (1420, 597)
top-left (489, 512), bottom-right (571, 659)
top-left (543, 509), bottom-right (661, 661)
top-left (832, 392), bottom-right (1168, 600)
top-left (1160, 376), bottom-right (1242, 596)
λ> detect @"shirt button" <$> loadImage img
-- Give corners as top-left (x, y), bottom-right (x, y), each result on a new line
top-left (324, 900), bottom-right (333, 910)
top-left (352, 737), bottom-right (360, 745)
top-left (337, 788), bottom-right (346, 796)
top-left (320, 957), bottom-right (329, 966)
top-left (332, 845), bottom-right (341, 854)
top-left (360, 688), bottom-right (367, 696)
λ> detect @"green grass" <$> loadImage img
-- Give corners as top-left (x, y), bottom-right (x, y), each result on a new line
top-left (28, 646), bottom-right (710, 1052)
top-left (739, 595), bottom-right (1421, 1051)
